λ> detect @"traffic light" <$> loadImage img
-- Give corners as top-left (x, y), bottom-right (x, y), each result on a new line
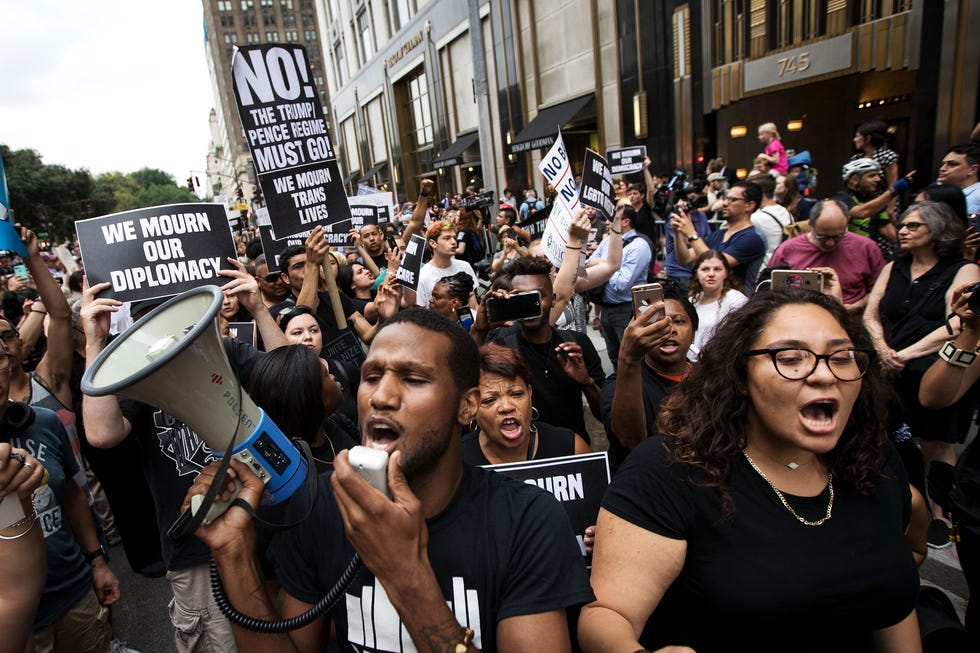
top-left (252, 185), bottom-right (263, 206)
top-left (236, 184), bottom-right (244, 201)
top-left (187, 177), bottom-right (195, 193)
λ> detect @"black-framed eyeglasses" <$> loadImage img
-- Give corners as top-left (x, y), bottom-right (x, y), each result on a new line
top-left (748, 347), bottom-right (874, 381)
top-left (0, 330), bottom-right (18, 343)
top-left (263, 272), bottom-right (282, 283)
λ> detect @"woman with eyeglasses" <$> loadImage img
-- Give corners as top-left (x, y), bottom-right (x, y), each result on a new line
top-left (864, 201), bottom-right (980, 547)
top-left (580, 289), bottom-right (922, 652)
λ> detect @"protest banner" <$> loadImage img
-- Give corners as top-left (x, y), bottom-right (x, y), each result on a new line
top-left (0, 155), bottom-right (27, 257)
top-left (393, 234), bottom-right (425, 291)
top-left (75, 203), bottom-right (237, 302)
top-left (258, 224), bottom-right (310, 273)
top-left (232, 44), bottom-right (352, 242)
top-left (486, 452), bottom-right (610, 562)
top-left (323, 330), bottom-right (366, 367)
top-left (578, 149), bottom-right (616, 220)
top-left (227, 321), bottom-right (256, 347)
top-left (607, 145), bottom-right (647, 175)
top-left (537, 131), bottom-right (581, 267)
top-left (349, 192), bottom-right (397, 227)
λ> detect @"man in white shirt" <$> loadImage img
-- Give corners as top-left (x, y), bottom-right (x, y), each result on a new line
top-left (938, 143), bottom-right (980, 214)
top-left (412, 220), bottom-right (479, 309)
top-left (748, 175), bottom-right (793, 266)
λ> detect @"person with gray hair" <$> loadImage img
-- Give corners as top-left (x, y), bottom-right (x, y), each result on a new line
top-left (864, 201), bottom-right (980, 547)
top-left (768, 198), bottom-right (885, 313)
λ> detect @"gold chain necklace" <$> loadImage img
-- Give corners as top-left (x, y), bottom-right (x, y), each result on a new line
top-left (743, 451), bottom-right (834, 526)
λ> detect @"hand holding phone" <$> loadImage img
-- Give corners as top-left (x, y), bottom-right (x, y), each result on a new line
top-left (486, 291), bottom-right (543, 323)
top-left (771, 270), bottom-right (823, 292)
top-left (631, 283), bottom-right (664, 321)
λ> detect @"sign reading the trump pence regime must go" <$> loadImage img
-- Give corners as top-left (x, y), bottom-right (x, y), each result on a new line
top-left (75, 203), bottom-right (237, 302)
top-left (232, 44), bottom-right (352, 242)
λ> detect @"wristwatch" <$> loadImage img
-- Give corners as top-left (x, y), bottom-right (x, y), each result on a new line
top-left (687, 233), bottom-right (700, 242)
top-left (83, 545), bottom-right (107, 564)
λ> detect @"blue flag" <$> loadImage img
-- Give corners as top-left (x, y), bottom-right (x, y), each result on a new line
top-left (0, 155), bottom-right (27, 257)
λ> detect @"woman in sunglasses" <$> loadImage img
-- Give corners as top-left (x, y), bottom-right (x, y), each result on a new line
top-left (864, 201), bottom-right (979, 547)
top-left (581, 290), bottom-right (922, 652)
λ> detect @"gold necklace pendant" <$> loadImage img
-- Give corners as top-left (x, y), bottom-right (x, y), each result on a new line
top-left (743, 451), bottom-right (834, 526)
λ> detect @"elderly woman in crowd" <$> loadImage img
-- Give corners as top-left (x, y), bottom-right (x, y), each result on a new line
top-left (864, 201), bottom-right (979, 541)
top-left (461, 343), bottom-right (590, 466)
top-left (580, 289), bottom-right (922, 652)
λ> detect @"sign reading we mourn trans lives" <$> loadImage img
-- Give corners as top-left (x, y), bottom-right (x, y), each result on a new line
top-left (232, 44), bottom-right (352, 243)
top-left (75, 204), bottom-right (237, 302)
top-left (486, 452), bottom-right (610, 564)
top-left (537, 131), bottom-right (582, 267)
top-left (577, 149), bottom-right (616, 220)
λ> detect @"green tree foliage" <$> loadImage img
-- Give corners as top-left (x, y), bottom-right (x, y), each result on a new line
top-left (1, 146), bottom-right (198, 240)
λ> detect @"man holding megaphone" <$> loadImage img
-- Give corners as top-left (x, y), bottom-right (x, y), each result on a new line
top-left (187, 308), bottom-right (593, 653)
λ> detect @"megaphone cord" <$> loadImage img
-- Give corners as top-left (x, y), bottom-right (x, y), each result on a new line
top-left (210, 553), bottom-right (363, 633)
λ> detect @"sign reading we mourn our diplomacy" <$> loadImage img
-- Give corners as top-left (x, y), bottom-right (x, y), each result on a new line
top-left (606, 145), bottom-right (647, 175)
top-left (486, 452), bottom-right (610, 563)
top-left (75, 204), bottom-right (237, 302)
top-left (232, 44), bottom-right (352, 243)
top-left (537, 131), bottom-right (582, 267)
top-left (578, 149), bottom-right (616, 220)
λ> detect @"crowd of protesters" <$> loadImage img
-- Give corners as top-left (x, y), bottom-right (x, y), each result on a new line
top-left (1, 122), bottom-right (980, 653)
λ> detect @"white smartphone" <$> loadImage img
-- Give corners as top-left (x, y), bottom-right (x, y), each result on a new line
top-left (348, 446), bottom-right (390, 498)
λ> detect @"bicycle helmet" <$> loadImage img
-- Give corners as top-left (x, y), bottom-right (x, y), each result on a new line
top-left (841, 157), bottom-right (881, 180)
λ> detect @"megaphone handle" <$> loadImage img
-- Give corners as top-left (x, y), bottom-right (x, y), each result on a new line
top-left (190, 477), bottom-right (244, 526)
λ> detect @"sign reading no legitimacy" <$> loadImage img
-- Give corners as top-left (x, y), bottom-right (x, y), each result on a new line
top-left (607, 146), bottom-right (647, 175)
top-left (75, 203), bottom-right (237, 303)
top-left (486, 452), bottom-right (610, 562)
top-left (232, 44), bottom-right (352, 242)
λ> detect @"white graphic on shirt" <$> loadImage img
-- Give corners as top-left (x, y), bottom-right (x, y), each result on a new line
top-left (346, 577), bottom-right (483, 652)
top-left (34, 485), bottom-right (63, 538)
top-left (153, 410), bottom-right (215, 476)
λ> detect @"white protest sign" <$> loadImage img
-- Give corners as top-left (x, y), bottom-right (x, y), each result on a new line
top-left (537, 132), bottom-right (581, 267)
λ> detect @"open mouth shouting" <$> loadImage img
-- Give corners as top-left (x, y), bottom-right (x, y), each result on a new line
top-left (799, 398), bottom-right (839, 434)
top-left (498, 417), bottom-right (524, 441)
top-left (363, 415), bottom-right (403, 453)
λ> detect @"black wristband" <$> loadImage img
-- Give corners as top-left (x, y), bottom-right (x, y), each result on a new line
top-left (83, 546), bottom-right (107, 564)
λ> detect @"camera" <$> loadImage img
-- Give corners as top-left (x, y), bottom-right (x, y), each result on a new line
top-left (461, 190), bottom-right (495, 211)
top-left (653, 170), bottom-right (691, 216)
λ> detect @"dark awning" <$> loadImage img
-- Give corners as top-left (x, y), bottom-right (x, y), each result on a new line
top-left (432, 131), bottom-right (480, 170)
top-left (358, 161), bottom-right (387, 183)
top-left (510, 94), bottom-right (595, 154)
top-left (342, 169), bottom-right (361, 185)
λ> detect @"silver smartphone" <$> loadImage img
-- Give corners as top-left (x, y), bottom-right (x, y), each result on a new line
top-left (771, 270), bottom-right (824, 292)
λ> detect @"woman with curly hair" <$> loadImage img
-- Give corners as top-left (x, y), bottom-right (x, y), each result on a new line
top-left (688, 249), bottom-right (747, 360)
top-left (579, 289), bottom-right (922, 652)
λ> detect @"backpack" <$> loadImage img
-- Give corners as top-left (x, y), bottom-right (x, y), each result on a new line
top-left (760, 208), bottom-right (797, 244)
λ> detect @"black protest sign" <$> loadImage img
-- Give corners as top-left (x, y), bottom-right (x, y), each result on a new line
top-left (350, 192), bottom-right (396, 227)
top-left (323, 330), bottom-right (366, 367)
top-left (232, 44), bottom-right (351, 240)
top-left (348, 203), bottom-right (379, 228)
top-left (607, 146), bottom-right (647, 175)
top-left (486, 452), bottom-right (610, 563)
top-left (227, 321), bottom-right (256, 346)
top-left (393, 234), bottom-right (426, 291)
top-left (258, 224), bottom-right (310, 273)
top-left (75, 203), bottom-right (237, 303)
top-left (578, 149), bottom-right (616, 220)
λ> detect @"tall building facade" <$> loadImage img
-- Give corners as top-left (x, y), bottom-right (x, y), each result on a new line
top-left (322, 0), bottom-right (977, 205)
top-left (322, 0), bottom-right (622, 202)
top-left (201, 0), bottom-right (330, 202)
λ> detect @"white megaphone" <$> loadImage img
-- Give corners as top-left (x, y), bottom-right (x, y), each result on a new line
top-left (81, 285), bottom-right (308, 525)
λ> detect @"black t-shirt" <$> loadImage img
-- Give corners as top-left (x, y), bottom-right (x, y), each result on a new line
top-left (600, 362), bottom-right (680, 474)
top-left (269, 464), bottom-right (594, 651)
top-left (603, 437), bottom-right (919, 652)
top-left (485, 326), bottom-right (605, 439)
top-left (455, 228), bottom-right (484, 266)
top-left (459, 421), bottom-right (577, 466)
top-left (116, 338), bottom-right (264, 570)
